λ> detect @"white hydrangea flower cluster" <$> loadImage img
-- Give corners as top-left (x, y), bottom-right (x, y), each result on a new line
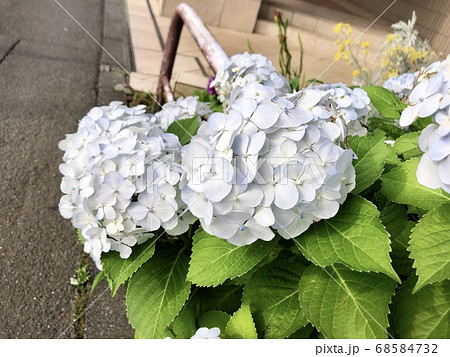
top-left (210, 52), bottom-right (291, 105)
top-left (151, 95), bottom-right (213, 130)
top-left (190, 327), bottom-right (221, 339)
top-left (181, 82), bottom-right (356, 246)
top-left (398, 56), bottom-right (450, 193)
top-left (289, 83), bottom-right (370, 143)
top-left (383, 72), bottom-right (418, 99)
top-left (58, 101), bottom-right (190, 267)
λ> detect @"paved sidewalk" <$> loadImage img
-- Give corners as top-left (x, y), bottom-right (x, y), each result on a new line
top-left (0, 0), bottom-right (132, 338)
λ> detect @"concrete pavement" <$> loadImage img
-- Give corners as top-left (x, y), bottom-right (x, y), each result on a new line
top-left (0, 0), bottom-right (133, 338)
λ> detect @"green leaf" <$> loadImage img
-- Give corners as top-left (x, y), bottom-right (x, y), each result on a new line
top-left (187, 229), bottom-right (279, 287)
top-left (299, 264), bottom-right (397, 338)
top-left (380, 202), bottom-right (415, 277)
top-left (197, 310), bottom-right (230, 338)
top-left (77, 229), bottom-right (85, 243)
top-left (367, 117), bottom-right (405, 139)
top-left (393, 131), bottom-right (422, 159)
top-left (348, 131), bottom-right (392, 194)
top-left (225, 305), bottom-right (258, 339)
top-left (381, 158), bottom-right (450, 210)
top-left (90, 270), bottom-right (105, 296)
top-left (166, 117), bottom-right (200, 145)
top-left (198, 285), bottom-right (243, 314)
top-left (101, 237), bottom-right (157, 297)
top-left (290, 76), bottom-right (299, 91)
top-left (410, 115), bottom-right (433, 131)
top-left (126, 248), bottom-right (191, 338)
top-left (362, 86), bottom-right (406, 119)
top-left (243, 258), bottom-right (308, 338)
top-left (295, 195), bottom-right (399, 282)
top-left (229, 245), bottom-right (281, 285)
top-left (287, 324), bottom-right (314, 339)
top-left (169, 290), bottom-right (199, 339)
top-left (409, 204), bottom-right (450, 292)
top-left (393, 277), bottom-right (450, 338)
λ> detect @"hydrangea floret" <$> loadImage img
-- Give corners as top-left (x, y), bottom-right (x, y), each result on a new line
top-left (58, 101), bottom-right (191, 267)
top-left (190, 327), bottom-right (221, 339)
top-left (383, 72), bottom-right (417, 99)
top-left (209, 52), bottom-right (291, 105)
top-left (151, 95), bottom-right (213, 130)
top-left (398, 56), bottom-right (450, 193)
top-left (180, 82), bottom-right (358, 245)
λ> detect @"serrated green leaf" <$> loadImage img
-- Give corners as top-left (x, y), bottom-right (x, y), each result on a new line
top-left (295, 195), bottom-right (399, 282)
top-left (225, 305), bottom-right (258, 339)
top-left (393, 131), bottom-right (422, 159)
top-left (169, 290), bottom-right (199, 339)
top-left (349, 131), bottom-right (392, 194)
top-left (381, 158), bottom-right (450, 210)
top-left (101, 237), bottom-right (157, 297)
top-left (198, 285), bottom-right (243, 314)
top-left (407, 204), bottom-right (428, 217)
top-left (363, 86), bottom-right (406, 119)
top-left (197, 310), bottom-right (230, 338)
top-left (135, 330), bottom-right (174, 339)
top-left (187, 229), bottom-right (279, 287)
top-left (393, 277), bottom-right (450, 338)
top-left (126, 248), bottom-right (191, 338)
top-left (243, 258), bottom-right (308, 338)
top-left (90, 270), bottom-right (105, 296)
top-left (229, 245), bottom-right (281, 285)
top-left (380, 202), bottom-right (415, 277)
top-left (299, 264), bottom-right (397, 338)
top-left (409, 204), bottom-right (450, 292)
top-left (166, 117), bottom-right (200, 145)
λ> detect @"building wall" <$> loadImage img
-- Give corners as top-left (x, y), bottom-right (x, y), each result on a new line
top-left (157, 0), bottom-right (262, 33)
top-left (259, 0), bottom-right (449, 54)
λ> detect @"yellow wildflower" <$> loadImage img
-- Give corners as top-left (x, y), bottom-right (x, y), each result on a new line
top-left (361, 41), bottom-right (370, 49)
top-left (334, 23), bottom-right (343, 34)
top-left (352, 69), bottom-right (360, 77)
top-left (386, 34), bottom-right (395, 44)
top-left (342, 23), bottom-right (353, 36)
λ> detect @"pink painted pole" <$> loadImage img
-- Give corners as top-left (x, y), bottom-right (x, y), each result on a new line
top-left (157, 3), bottom-right (229, 104)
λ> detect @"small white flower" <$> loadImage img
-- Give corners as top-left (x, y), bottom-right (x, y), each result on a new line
top-left (190, 327), bottom-right (221, 339)
top-left (128, 192), bottom-right (175, 231)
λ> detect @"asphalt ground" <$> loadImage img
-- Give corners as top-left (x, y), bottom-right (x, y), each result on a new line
top-left (0, 0), bottom-right (134, 338)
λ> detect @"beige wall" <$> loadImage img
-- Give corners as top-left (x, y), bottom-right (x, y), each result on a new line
top-left (157, 0), bottom-right (262, 33)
